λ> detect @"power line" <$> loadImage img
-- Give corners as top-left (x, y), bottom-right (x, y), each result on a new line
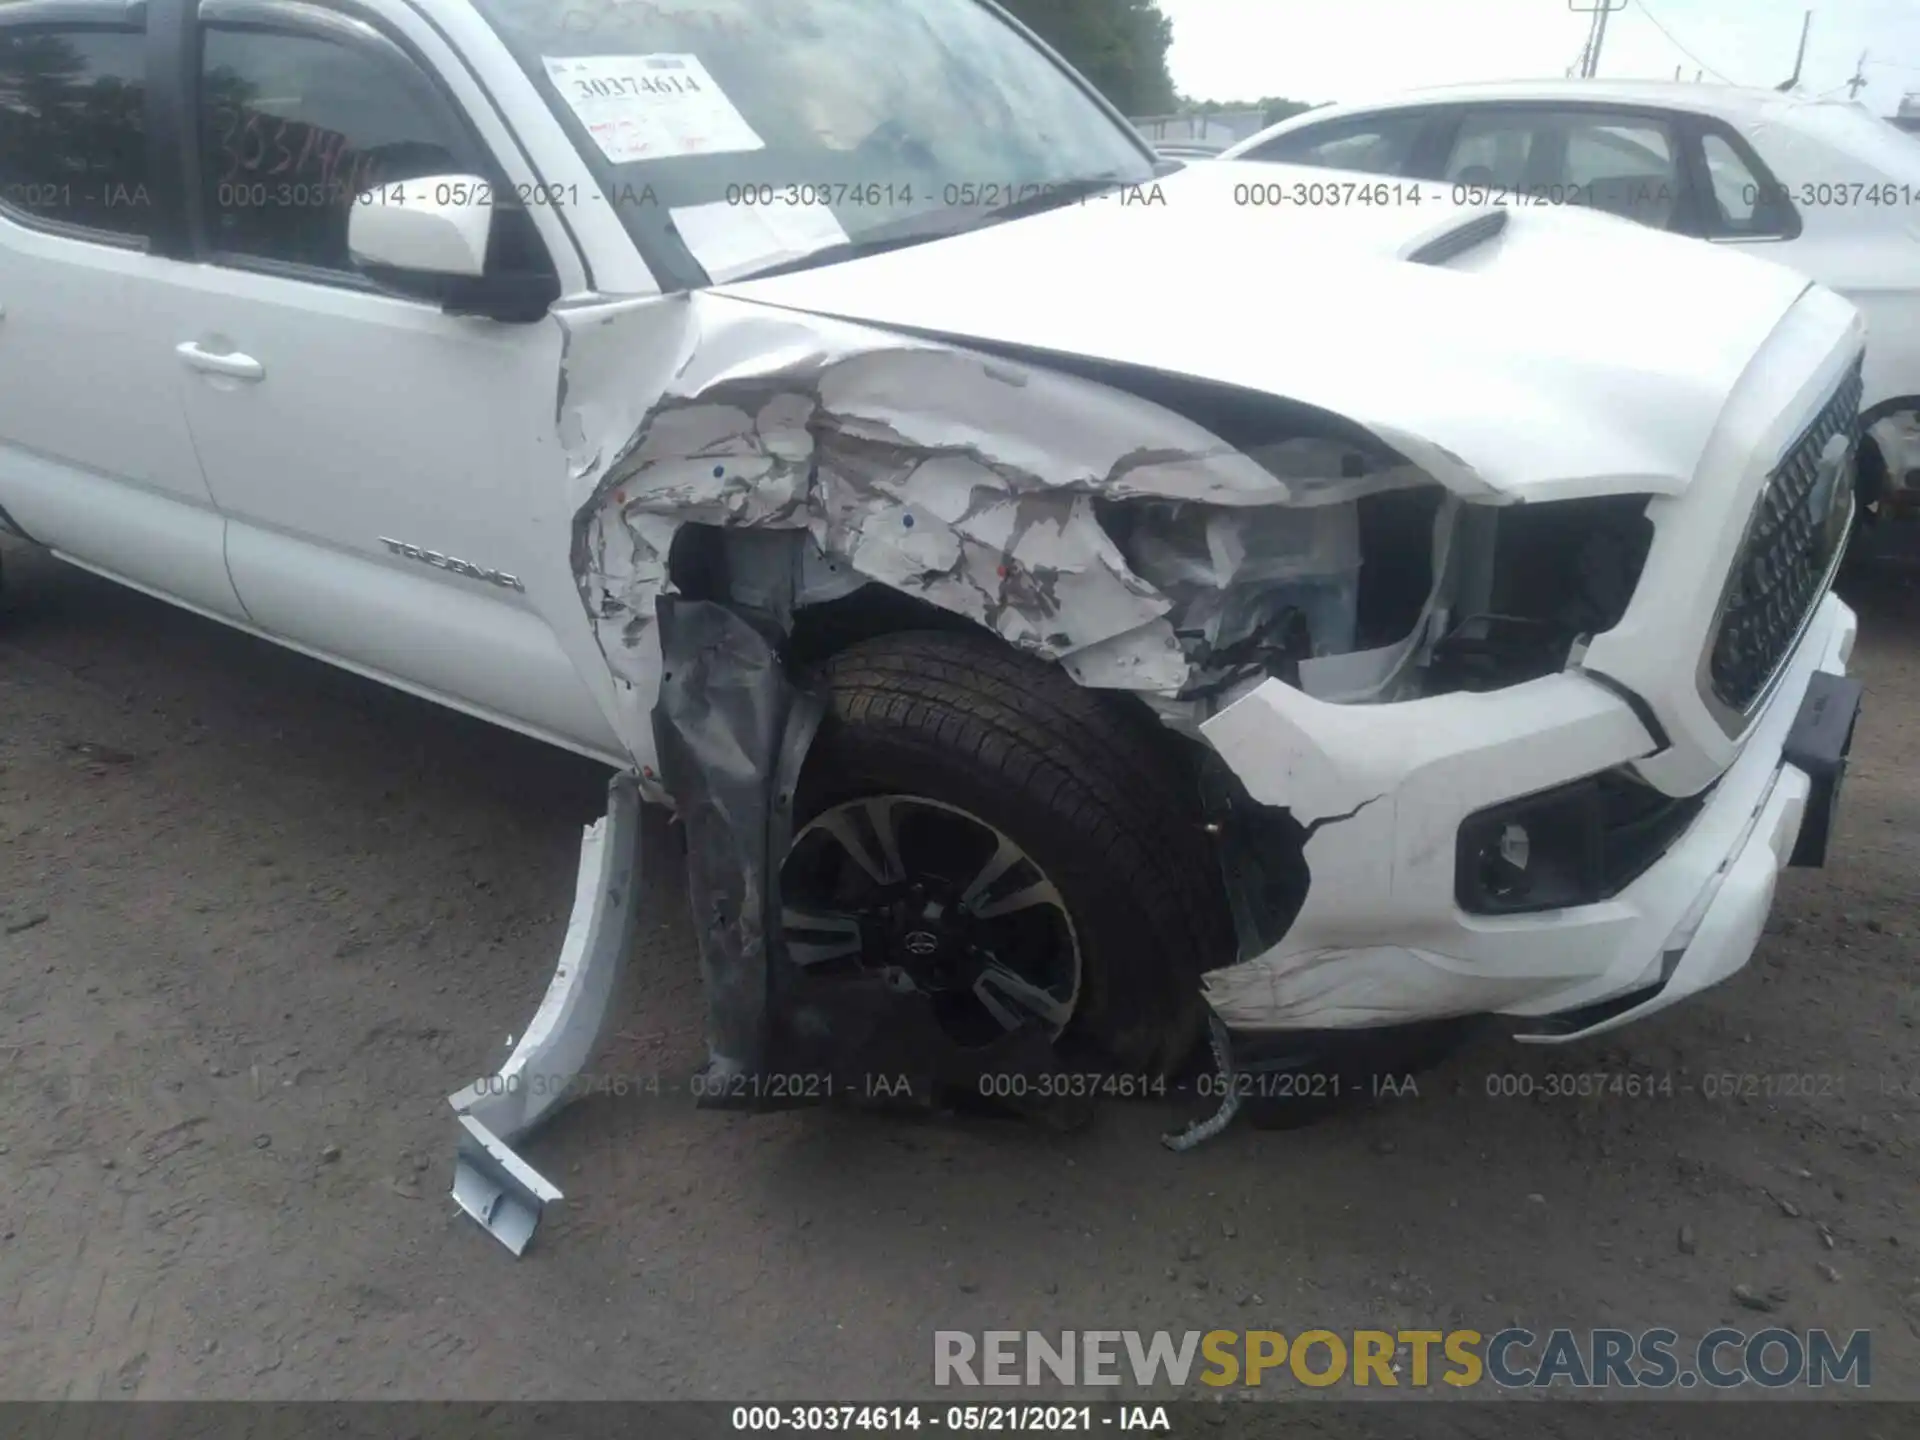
top-left (1633, 0), bottom-right (1740, 84)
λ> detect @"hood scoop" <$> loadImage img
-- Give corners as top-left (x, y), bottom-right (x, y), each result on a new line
top-left (1403, 208), bottom-right (1509, 266)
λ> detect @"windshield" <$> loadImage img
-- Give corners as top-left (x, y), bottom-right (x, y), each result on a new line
top-left (470, 0), bottom-right (1158, 287)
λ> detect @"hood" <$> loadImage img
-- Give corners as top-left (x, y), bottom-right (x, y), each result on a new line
top-left (716, 160), bottom-right (1825, 500)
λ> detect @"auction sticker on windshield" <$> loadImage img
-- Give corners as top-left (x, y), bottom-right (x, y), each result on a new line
top-left (669, 198), bottom-right (850, 282)
top-left (541, 53), bottom-right (763, 162)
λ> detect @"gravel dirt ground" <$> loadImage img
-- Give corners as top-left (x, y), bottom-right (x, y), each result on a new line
top-left (1, 532), bottom-right (1916, 1406)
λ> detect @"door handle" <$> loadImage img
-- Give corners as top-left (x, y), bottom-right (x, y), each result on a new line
top-left (176, 341), bottom-right (265, 382)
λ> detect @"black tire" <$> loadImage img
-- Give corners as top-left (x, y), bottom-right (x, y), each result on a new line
top-left (796, 630), bottom-right (1235, 1077)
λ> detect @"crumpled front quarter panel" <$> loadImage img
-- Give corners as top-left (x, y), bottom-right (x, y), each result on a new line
top-left (558, 291), bottom-right (1433, 772)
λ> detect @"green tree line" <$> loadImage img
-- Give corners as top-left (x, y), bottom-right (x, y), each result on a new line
top-left (995, 0), bottom-right (1310, 123)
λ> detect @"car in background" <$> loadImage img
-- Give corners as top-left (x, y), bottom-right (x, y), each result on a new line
top-left (1221, 80), bottom-right (1920, 523)
top-left (1153, 142), bottom-right (1228, 161)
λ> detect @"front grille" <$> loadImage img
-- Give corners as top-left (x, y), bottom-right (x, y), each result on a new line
top-left (1708, 362), bottom-right (1863, 714)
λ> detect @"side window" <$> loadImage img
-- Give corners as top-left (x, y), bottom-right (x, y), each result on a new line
top-left (1241, 114), bottom-right (1427, 176)
top-left (1698, 130), bottom-right (1793, 238)
top-left (1560, 116), bottom-right (1681, 228)
top-left (1442, 114), bottom-right (1538, 189)
top-left (198, 26), bottom-right (478, 274)
top-left (0, 24), bottom-right (152, 242)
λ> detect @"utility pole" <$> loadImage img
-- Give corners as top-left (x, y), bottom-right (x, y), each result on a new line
top-left (1590, 0), bottom-right (1615, 77)
top-left (1570, 9), bottom-right (1597, 77)
top-left (1568, 0), bottom-right (1628, 79)
top-left (1846, 51), bottom-right (1870, 99)
top-left (1777, 11), bottom-right (1811, 90)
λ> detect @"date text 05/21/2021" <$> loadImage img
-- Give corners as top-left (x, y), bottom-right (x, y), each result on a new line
top-left (453, 1069), bottom-right (1407, 1104)
top-left (729, 1406), bottom-right (1167, 1433)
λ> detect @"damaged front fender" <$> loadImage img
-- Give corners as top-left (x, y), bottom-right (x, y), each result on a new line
top-left (560, 292), bottom-right (1456, 767)
top-left (1195, 669), bottom-right (1662, 1030)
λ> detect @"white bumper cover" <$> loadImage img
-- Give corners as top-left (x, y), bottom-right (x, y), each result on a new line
top-left (1197, 593), bottom-right (1857, 1042)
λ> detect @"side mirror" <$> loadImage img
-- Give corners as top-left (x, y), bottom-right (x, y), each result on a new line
top-left (349, 173), bottom-right (493, 277)
top-left (349, 172), bottom-right (561, 323)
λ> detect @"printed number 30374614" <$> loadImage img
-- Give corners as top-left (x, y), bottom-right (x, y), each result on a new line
top-left (570, 72), bottom-right (703, 101)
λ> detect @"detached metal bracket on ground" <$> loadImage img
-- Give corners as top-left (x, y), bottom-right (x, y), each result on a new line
top-left (445, 771), bottom-right (642, 1255)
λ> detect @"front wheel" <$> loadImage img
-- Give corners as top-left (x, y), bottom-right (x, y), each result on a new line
top-left (783, 631), bottom-right (1236, 1077)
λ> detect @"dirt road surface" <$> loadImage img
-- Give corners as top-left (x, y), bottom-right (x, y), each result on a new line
top-left (1, 534), bottom-right (1916, 1405)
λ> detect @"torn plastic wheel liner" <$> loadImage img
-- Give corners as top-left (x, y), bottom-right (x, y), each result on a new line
top-left (446, 770), bottom-right (641, 1256)
top-left (652, 594), bottom-right (1100, 1129)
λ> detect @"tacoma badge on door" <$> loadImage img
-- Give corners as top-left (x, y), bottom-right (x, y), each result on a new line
top-left (378, 536), bottom-right (526, 592)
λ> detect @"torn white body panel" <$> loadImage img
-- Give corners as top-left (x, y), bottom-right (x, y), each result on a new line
top-left (555, 158), bottom-right (1856, 780)
top-left (1198, 594), bottom-right (1856, 1039)
top-left (1185, 287), bottom-right (1864, 1036)
top-left (1202, 667), bottom-right (1656, 831)
top-left (550, 156), bottom-right (1868, 1050)
top-left (448, 773), bottom-right (642, 1254)
top-left (560, 291), bottom-right (1432, 753)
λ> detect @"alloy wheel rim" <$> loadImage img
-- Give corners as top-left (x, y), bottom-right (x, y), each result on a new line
top-left (778, 795), bottom-right (1083, 1044)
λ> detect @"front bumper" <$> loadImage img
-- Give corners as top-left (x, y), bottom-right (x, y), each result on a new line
top-left (1196, 592), bottom-right (1857, 1044)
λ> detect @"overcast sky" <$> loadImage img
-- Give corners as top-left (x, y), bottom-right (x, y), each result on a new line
top-left (1157, 0), bottom-right (1920, 115)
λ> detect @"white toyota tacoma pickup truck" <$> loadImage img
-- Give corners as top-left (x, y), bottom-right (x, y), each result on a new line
top-left (0, 0), bottom-right (1867, 1115)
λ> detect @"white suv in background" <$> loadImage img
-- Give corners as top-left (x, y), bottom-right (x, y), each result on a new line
top-left (0, 0), bottom-right (1868, 1105)
top-left (1224, 80), bottom-right (1920, 520)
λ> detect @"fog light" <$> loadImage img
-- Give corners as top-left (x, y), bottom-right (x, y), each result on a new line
top-left (1479, 822), bottom-right (1532, 901)
top-left (1457, 782), bottom-right (1605, 915)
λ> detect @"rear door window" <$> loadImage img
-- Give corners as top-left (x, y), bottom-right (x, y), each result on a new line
top-left (1239, 113), bottom-right (1429, 176)
top-left (1560, 116), bottom-right (1682, 228)
top-left (1442, 112), bottom-right (1538, 190)
top-left (1696, 130), bottom-right (1795, 238)
top-left (0, 22), bottom-right (152, 242)
top-left (1442, 108), bottom-right (1684, 227)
